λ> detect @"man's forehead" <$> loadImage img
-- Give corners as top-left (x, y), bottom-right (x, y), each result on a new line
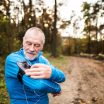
top-left (25, 34), bottom-right (41, 38)
top-left (24, 28), bottom-right (45, 44)
top-left (24, 36), bottom-right (42, 44)
top-left (25, 31), bottom-right (42, 38)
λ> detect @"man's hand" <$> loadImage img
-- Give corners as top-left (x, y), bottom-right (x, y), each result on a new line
top-left (24, 64), bottom-right (52, 79)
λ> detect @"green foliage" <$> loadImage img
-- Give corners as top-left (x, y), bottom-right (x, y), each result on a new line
top-left (0, 57), bottom-right (9, 104)
top-left (0, 78), bottom-right (9, 104)
top-left (82, 2), bottom-right (91, 11)
top-left (62, 37), bottom-right (77, 55)
top-left (81, 0), bottom-right (104, 54)
top-left (0, 0), bottom-right (104, 58)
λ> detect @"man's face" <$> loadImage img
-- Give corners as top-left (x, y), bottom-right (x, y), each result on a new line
top-left (23, 35), bottom-right (43, 60)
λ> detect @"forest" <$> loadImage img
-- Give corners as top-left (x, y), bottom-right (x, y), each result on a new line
top-left (0, 0), bottom-right (104, 57)
top-left (0, 0), bottom-right (104, 104)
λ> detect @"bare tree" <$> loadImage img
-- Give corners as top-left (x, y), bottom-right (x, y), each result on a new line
top-left (51, 0), bottom-right (58, 57)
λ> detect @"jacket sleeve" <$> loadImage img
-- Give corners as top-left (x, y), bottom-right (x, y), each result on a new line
top-left (49, 65), bottom-right (66, 83)
top-left (5, 55), bottom-right (61, 93)
top-left (40, 56), bottom-right (66, 83)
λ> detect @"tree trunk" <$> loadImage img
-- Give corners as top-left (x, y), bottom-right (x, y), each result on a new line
top-left (51, 0), bottom-right (58, 57)
top-left (6, 0), bottom-right (13, 53)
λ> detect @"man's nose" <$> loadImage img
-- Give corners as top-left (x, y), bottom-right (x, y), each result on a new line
top-left (30, 45), bottom-right (34, 51)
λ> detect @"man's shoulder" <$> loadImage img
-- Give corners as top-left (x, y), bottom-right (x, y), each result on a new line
top-left (7, 51), bottom-right (19, 58)
top-left (6, 51), bottom-right (23, 62)
top-left (39, 55), bottom-right (49, 64)
top-left (39, 55), bottom-right (47, 60)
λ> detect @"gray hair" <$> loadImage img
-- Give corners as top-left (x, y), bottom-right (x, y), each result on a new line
top-left (24, 27), bottom-right (45, 44)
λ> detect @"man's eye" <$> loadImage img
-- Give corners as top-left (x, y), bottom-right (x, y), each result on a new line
top-left (26, 42), bottom-right (32, 45)
top-left (35, 44), bottom-right (40, 47)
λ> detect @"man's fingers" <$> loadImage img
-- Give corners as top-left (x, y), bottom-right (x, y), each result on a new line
top-left (24, 64), bottom-right (52, 79)
top-left (25, 68), bottom-right (43, 72)
top-left (30, 75), bottom-right (45, 79)
top-left (31, 63), bottom-right (48, 68)
top-left (25, 71), bottom-right (42, 76)
top-left (31, 64), bottom-right (40, 68)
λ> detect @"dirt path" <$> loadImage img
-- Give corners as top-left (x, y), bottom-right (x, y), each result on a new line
top-left (49, 56), bottom-right (104, 104)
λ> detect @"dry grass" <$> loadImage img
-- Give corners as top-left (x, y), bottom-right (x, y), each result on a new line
top-left (44, 53), bottom-right (69, 71)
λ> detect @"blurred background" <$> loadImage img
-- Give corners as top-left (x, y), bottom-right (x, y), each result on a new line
top-left (0, 0), bottom-right (104, 57)
top-left (0, 0), bottom-right (104, 103)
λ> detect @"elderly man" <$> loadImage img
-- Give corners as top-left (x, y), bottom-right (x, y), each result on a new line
top-left (5, 27), bottom-right (65, 104)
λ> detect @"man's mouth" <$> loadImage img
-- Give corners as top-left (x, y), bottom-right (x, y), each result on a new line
top-left (24, 50), bottom-right (38, 60)
top-left (27, 51), bottom-right (37, 55)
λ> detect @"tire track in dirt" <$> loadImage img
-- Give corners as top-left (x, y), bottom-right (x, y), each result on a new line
top-left (49, 56), bottom-right (104, 104)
